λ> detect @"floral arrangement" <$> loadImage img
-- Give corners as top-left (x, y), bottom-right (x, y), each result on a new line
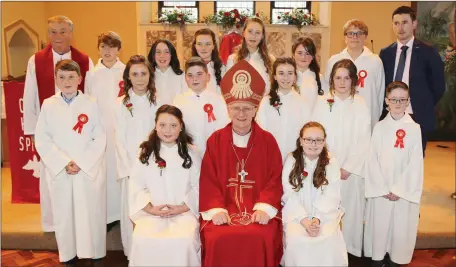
top-left (301, 170), bottom-right (308, 178)
top-left (276, 8), bottom-right (319, 30)
top-left (204, 9), bottom-right (249, 29)
top-left (125, 101), bottom-right (133, 117)
top-left (272, 99), bottom-right (283, 115)
top-left (204, 9), bottom-right (269, 29)
top-left (157, 8), bottom-right (195, 25)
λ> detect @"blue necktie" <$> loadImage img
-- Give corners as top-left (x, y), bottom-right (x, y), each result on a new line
top-left (394, 46), bottom-right (409, 81)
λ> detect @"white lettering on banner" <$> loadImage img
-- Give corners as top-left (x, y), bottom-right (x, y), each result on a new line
top-left (19, 98), bottom-right (24, 113)
top-left (19, 136), bottom-right (35, 152)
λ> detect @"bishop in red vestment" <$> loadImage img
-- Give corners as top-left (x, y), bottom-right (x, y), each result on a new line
top-left (199, 60), bottom-right (283, 267)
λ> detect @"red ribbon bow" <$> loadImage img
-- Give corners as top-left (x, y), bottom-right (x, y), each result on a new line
top-left (204, 104), bottom-right (216, 122)
top-left (394, 129), bottom-right (406, 148)
top-left (118, 81), bottom-right (125, 97)
top-left (357, 70), bottom-right (368, 88)
top-left (73, 114), bottom-right (89, 134)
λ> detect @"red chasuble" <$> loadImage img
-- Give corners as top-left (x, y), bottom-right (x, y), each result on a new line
top-left (35, 44), bottom-right (90, 106)
top-left (219, 32), bottom-right (242, 65)
top-left (199, 121), bottom-right (283, 267)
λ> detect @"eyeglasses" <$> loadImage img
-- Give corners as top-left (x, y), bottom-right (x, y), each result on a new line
top-left (302, 138), bottom-right (325, 145)
top-left (229, 106), bottom-right (255, 114)
top-left (345, 31), bottom-right (366, 38)
top-left (387, 98), bottom-right (409, 104)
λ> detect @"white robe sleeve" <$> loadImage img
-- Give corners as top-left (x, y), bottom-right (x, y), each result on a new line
top-left (23, 56), bottom-right (40, 135)
top-left (34, 101), bottom-right (71, 178)
top-left (183, 149), bottom-right (201, 218)
top-left (225, 54), bottom-right (235, 72)
top-left (129, 161), bottom-right (153, 222)
top-left (114, 98), bottom-right (132, 179)
top-left (84, 71), bottom-right (93, 95)
top-left (376, 60), bottom-right (386, 121)
top-left (200, 208), bottom-right (229, 221)
top-left (281, 155), bottom-right (309, 224)
top-left (255, 97), bottom-right (269, 128)
top-left (253, 203), bottom-right (278, 218)
top-left (72, 101), bottom-right (106, 180)
top-left (313, 157), bottom-right (342, 223)
top-left (365, 124), bottom-right (390, 198)
top-left (391, 125), bottom-right (424, 204)
top-left (341, 103), bottom-right (371, 177)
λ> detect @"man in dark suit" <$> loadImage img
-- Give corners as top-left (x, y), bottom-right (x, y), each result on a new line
top-left (379, 6), bottom-right (446, 155)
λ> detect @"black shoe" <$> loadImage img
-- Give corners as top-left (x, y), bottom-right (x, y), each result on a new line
top-left (372, 259), bottom-right (386, 267)
top-left (91, 257), bottom-right (105, 267)
top-left (107, 220), bottom-right (120, 232)
top-left (63, 256), bottom-right (77, 267)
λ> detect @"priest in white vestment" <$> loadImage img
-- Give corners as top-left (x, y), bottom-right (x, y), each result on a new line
top-left (364, 81), bottom-right (423, 266)
top-left (128, 105), bottom-right (201, 267)
top-left (282, 121), bottom-right (347, 267)
top-left (23, 15), bottom-right (94, 232)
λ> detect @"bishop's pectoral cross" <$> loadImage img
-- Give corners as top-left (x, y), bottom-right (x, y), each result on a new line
top-left (227, 160), bottom-right (255, 211)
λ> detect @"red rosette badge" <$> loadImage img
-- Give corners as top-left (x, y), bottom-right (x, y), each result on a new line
top-left (357, 70), bottom-right (368, 88)
top-left (204, 103), bottom-right (216, 122)
top-left (118, 81), bottom-right (125, 97)
top-left (394, 129), bottom-right (406, 148)
top-left (73, 114), bottom-right (89, 134)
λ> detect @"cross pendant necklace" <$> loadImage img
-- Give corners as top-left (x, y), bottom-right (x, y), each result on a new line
top-left (231, 142), bottom-right (254, 183)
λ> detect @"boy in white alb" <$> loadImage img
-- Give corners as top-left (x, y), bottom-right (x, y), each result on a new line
top-left (325, 19), bottom-right (385, 129)
top-left (85, 31), bottom-right (125, 226)
top-left (35, 60), bottom-right (106, 266)
top-left (173, 57), bottom-right (230, 157)
top-left (364, 81), bottom-right (423, 267)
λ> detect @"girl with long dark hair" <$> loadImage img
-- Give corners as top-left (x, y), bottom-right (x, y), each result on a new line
top-left (281, 122), bottom-right (347, 266)
top-left (192, 28), bottom-right (225, 94)
top-left (148, 39), bottom-right (186, 104)
top-left (292, 37), bottom-right (327, 112)
top-left (128, 105), bottom-right (201, 266)
top-left (114, 54), bottom-right (161, 259)
top-left (256, 57), bottom-right (311, 162)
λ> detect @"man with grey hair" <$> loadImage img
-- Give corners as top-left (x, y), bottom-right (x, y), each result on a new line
top-left (23, 15), bottom-right (93, 235)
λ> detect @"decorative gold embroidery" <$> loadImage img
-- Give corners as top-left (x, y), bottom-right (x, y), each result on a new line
top-left (226, 163), bottom-right (255, 226)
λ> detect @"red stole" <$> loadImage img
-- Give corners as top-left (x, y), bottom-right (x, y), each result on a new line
top-left (35, 44), bottom-right (89, 106)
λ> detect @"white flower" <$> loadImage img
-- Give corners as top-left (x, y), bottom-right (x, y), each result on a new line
top-left (236, 18), bottom-right (240, 22)
top-left (231, 13), bottom-right (235, 18)
top-left (177, 17), bottom-right (182, 21)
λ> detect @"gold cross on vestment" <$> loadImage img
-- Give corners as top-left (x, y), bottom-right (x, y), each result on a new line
top-left (227, 163), bottom-right (255, 210)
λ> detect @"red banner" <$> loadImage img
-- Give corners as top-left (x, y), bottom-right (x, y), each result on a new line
top-left (3, 81), bottom-right (40, 203)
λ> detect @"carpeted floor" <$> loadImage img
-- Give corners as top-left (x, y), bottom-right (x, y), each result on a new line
top-left (1, 249), bottom-right (455, 267)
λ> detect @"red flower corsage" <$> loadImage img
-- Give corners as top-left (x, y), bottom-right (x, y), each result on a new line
top-left (125, 102), bottom-right (133, 117)
top-left (272, 99), bottom-right (283, 115)
top-left (302, 170), bottom-right (308, 178)
top-left (156, 159), bottom-right (166, 175)
top-left (327, 98), bottom-right (335, 112)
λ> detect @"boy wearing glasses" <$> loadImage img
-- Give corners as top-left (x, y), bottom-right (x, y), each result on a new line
top-left (199, 60), bottom-right (283, 267)
top-left (35, 60), bottom-right (107, 267)
top-left (364, 81), bottom-right (423, 267)
top-left (173, 57), bottom-right (229, 157)
top-left (325, 19), bottom-right (385, 130)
